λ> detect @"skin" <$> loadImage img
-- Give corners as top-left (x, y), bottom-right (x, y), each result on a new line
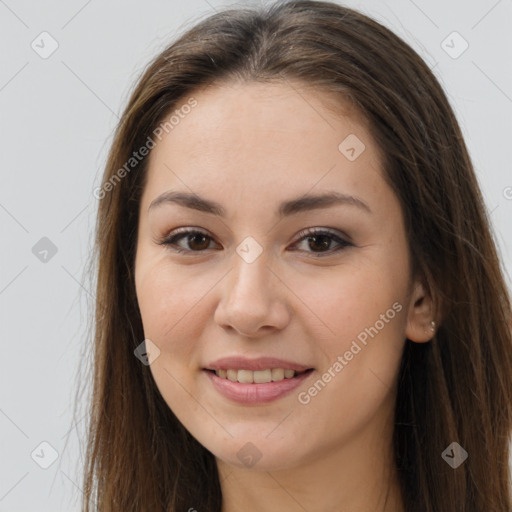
top-left (134, 80), bottom-right (435, 512)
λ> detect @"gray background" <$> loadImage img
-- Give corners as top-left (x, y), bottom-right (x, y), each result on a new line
top-left (1, 0), bottom-right (511, 510)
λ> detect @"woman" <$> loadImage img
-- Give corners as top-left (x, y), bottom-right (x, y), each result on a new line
top-left (79, 1), bottom-right (512, 510)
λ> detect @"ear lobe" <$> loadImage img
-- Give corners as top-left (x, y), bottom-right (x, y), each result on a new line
top-left (405, 279), bottom-right (436, 343)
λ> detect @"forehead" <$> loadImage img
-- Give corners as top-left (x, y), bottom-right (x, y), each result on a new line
top-left (141, 80), bottom-right (386, 216)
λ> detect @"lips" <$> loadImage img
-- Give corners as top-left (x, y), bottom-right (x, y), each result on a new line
top-left (202, 356), bottom-right (315, 403)
top-left (205, 356), bottom-right (313, 372)
top-left (204, 367), bottom-right (314, 404)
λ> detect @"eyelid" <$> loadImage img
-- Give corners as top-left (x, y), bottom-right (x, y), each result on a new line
top-left (292, 226), bottom-right (352, 245)
top-left (156, 226), bottom-right (219, 254)
top-left (157, 226), bottom-right (352, 255)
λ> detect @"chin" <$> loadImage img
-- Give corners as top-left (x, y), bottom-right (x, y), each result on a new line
top-left (209, 436), bottom-right (307, 472)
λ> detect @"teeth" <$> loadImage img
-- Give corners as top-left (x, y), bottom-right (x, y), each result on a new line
top-left (214, 368), bottom-right (300, 383)
top-left (238, 370), bottom-right (254, 383)
top-left (271, 368), bottom-right (284, 381)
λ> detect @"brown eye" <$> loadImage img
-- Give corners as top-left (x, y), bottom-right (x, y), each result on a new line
top-left (159, 228), bottom-right (217, 254)
top-left (306, 234), bottom-right (333, 252)
top-left (158, 227), bottom-right (352, 257)
top-left (292, 228), bottom-right (352, 256)
top-left (186, 232), bottom-right (211, 251)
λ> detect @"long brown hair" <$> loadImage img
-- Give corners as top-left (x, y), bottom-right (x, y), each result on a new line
top-left (76, 1), bottom-right (512, 510)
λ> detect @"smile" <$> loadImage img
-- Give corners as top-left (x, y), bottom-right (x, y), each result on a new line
top-left (210, 368), bottom-right (309, 383)
top-left (203, 368), bottom-right (315, 404)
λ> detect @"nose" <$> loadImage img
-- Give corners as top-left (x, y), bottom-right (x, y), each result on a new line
top-left (214, 250), bottom-right (291, 337)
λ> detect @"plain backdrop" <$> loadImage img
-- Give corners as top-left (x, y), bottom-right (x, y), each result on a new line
top-left (1, 0), bottom-right (511, 510)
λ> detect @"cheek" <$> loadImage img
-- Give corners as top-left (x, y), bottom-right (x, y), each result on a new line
top-left (135, 260), bottom-right (213, 357)
top-left (135, 262), bottom-right (213, 420)
top-left (292, 256), bottom-right (408, 402)
top-left (292, 258), bottom-right (407, 344)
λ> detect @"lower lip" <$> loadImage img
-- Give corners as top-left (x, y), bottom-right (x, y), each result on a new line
top-left (203, 369), bottom-right (314, 404)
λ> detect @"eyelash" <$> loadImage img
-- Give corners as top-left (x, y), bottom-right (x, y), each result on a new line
top-left (157, 227), bottom-right (353, 257)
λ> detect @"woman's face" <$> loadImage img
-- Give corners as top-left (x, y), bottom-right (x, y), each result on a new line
top-left (134, 80), bottom-right (431, 471)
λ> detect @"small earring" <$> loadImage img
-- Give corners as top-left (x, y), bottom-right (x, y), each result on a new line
top-left (424, 320), bottom-right (436, 334)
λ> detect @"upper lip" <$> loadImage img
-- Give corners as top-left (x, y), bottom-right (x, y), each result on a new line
top-left (205, 356), bottom-right (313, 372)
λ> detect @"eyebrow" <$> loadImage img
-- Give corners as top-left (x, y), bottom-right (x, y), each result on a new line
top-left (148, 190), bottom-right (372, 217)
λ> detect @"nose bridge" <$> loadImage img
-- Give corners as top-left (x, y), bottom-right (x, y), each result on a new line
top-left (215, 243), bottom-right (289, 335)
top-left (227, 246), bottom-right (272, 306)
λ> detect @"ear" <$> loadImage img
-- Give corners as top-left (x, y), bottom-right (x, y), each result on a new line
top-left (405, 278), bottom-right (437, 343)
